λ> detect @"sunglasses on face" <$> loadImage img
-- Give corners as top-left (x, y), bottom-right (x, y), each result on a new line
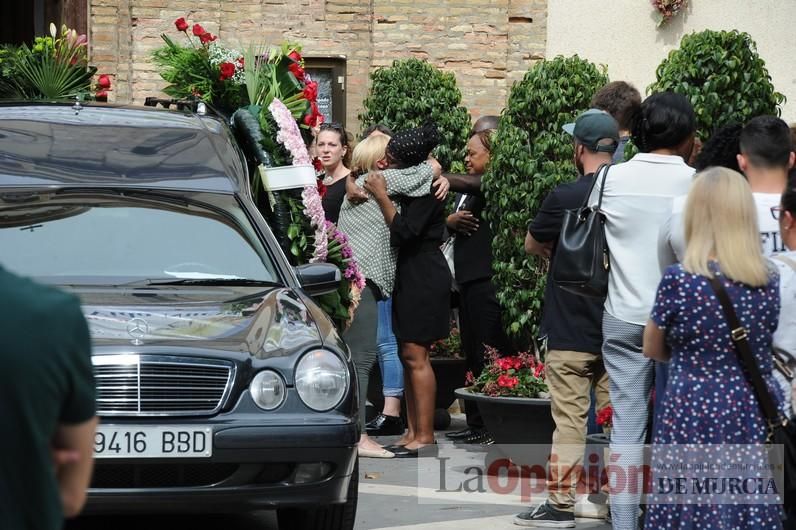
top-left (771, 206), bottom-right (784, 220)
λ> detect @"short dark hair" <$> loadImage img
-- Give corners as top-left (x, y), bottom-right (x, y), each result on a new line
top-left (472, 115), bottom-right (500, 134)
top-left (632, 92), bottom-right (696, 153)
top-left (694, 123), bottom-right (742, 172)
top-left (739, 115), bottom-right (793, 169)
top-left (591, 81), bottom-right (642, 132)
top-left (361, 123), bottom-right (394, 140)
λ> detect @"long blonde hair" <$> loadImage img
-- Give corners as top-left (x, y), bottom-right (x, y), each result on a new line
top-left (351, 133), bottom-right (390, 174)
top-left (683, 167), bottom-right (769, 286)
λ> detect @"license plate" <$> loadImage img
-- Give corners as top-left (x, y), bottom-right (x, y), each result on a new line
top-left (94, 425), bottom-right (212, 458)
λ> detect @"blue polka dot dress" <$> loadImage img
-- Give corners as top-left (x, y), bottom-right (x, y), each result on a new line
top-left (645, 262), bottom-right (784, 530)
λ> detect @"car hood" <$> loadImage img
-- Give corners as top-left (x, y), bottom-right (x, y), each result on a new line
top-left (71, 285), bottom-right (325, 359)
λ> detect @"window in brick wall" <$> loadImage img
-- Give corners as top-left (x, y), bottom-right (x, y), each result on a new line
top-left (305, 58), bottom-right (347, 129)
top-left (0, 0), bottom-right (87, 45)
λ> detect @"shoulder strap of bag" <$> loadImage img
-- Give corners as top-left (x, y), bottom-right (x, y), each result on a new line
top-left (580, 163), bottom-right (610, 209)
top-left (707, 275), bottom-right (784, 428)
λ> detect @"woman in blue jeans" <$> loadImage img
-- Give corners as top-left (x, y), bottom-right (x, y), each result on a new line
top-left (367, 297), bottom-right (405, 435)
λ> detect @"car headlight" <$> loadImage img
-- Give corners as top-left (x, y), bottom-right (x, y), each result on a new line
top-left (295, 349), bottom-right (349, 412)
top-left (250, 370), bottom-right (286, 410)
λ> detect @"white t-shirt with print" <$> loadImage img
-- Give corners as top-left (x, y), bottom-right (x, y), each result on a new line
top-left (658, 192), bottom-right (785, 274)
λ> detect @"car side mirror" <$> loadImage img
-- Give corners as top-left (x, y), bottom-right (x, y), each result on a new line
top-left (294, 263), bottom-right (341, 296)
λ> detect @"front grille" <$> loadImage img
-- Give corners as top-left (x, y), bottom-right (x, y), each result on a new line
top-left (93, 355), bottom-right (233, 416)
top-left (92, 463), bottom-right (238, 488)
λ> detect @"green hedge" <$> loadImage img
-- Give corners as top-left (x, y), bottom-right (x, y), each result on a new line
top-left (649, 30), bottom-right (784, 140)
top-left (359, 58), bottom-right (471, 171)
top-left (483, 56), bottom-right (608, 348)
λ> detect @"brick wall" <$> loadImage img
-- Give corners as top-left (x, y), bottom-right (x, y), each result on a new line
top-left (90, 0), bottom-right (547, 130)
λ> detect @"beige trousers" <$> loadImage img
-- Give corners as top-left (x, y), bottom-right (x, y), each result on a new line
top-left (545, 349), bottom-right (611, 512)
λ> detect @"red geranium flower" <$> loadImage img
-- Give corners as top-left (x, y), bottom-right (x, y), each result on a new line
top-left (174, 17), bottom-right (189, 32)
top-left (596, 405), bottom-right (613, 427)
top-left (97, 74), bottom-right (111, 89)
top-left (497, 375), bottom-right (519, 389)
top-left (219, 62), bottom-right (236, 81)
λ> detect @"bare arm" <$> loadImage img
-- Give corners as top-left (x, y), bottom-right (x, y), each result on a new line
top-left (643, 319), bottom-right (670, 362)
top-left (524, 231), bottom-right (552, 258)
top-left (53, 417), bottom-right (99, 518)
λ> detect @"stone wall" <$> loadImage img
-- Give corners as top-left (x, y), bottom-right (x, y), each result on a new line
top-left (89, 0), bottom-right (547, 131)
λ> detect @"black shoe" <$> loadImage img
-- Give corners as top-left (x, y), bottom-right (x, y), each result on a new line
top-left (455, 429), bottom-right (493, 445)
top-left (365, 413), bottom-right (405, 436)
top-left (392, 442), bottom-right (438, 458)
top-left (514, 501), bottom-right (575, 527)
top-left (445, 428), bottom-right (478, 440)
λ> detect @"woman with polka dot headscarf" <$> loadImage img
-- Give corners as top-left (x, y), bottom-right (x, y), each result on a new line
top-left (364, 123), bottom-right (451, 457)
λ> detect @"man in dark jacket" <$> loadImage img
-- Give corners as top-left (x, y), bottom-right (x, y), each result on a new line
top-left (514, 109), bottom-right (617, 527)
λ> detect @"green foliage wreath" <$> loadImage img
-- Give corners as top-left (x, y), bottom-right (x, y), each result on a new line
top-left (483, 56), bottom-right (608, 348)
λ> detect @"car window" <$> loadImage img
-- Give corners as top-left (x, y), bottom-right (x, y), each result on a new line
top-left (0, 197), bottom-right (279, 284)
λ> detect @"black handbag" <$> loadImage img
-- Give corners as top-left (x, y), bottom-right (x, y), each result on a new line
top-left (708, 274), bottom-right (796, 513)
top-left (552, 164), bottom-right (610, 298)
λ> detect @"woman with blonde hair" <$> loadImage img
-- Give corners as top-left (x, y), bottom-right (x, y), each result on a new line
top-left (644, 167), bottom-right (784, 529)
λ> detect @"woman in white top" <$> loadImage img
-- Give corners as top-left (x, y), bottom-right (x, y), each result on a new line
top-left (588, 92), bottom-right (696, 530)
top-left (772, 178), bottom-right (796, 418)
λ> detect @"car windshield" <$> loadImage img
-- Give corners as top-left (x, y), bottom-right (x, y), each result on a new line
top-left (0, 191), bottom-right (280, 285)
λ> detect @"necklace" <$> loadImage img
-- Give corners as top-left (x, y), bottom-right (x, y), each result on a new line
top-left (322, 172), bottom-right (350, 186)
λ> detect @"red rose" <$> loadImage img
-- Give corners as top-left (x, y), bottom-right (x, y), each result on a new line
top-left (192, 24), bottom-right (205, 36)
top-left (303, 80), bottom-right (318, 102)
top-left (97, 74), bottom-right (111, 89)
top-left (174, 17), bottom-right (189, 32)
top-left (312, 157), bottom-right (324, 173)
top-left (219, 62), bottom-right (236, 81)
top-left (95, 90), bottom-right (108, 101)
top-left (199, 32), bottom-right (217, 44)
top-left (288, 50), bottom-right (303, 64)
top-left (316, 179), bottom-right (327, 198)
top-left (288, 62), bottom-right (305, 81)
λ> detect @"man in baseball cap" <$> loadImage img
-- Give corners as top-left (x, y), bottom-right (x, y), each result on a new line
top-left (516, 108), bottom-right (618, 527)
top-left (563, 108), bottom-right (621, 155)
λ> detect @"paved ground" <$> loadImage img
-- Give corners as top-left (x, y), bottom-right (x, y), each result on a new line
top-left (69, 414), bottom-right (611, 530)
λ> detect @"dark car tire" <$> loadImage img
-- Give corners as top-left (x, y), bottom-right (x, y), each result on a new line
top-left (277, 459), bottom-right (359, 530)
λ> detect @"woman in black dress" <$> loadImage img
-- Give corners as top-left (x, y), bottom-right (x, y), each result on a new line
top-left (314, 122), bottom-right (353, 223)
top-left (365, 124), bottom-right (451, 456)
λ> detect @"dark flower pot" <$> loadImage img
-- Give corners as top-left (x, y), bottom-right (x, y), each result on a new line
top-left (455, 387), bottom-right (554, 466)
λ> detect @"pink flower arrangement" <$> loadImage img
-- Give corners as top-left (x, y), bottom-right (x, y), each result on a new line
top-left (268, 98), bottom-right (312, 166)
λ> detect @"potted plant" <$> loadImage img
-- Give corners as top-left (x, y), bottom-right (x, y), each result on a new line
top-left (429, 323), bottom-right (465, 429)
top-left (455, 347), bottom-right (553, 461)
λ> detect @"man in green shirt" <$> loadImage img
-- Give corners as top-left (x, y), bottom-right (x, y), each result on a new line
top-left (0, 265), bottom-right (97, 529)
